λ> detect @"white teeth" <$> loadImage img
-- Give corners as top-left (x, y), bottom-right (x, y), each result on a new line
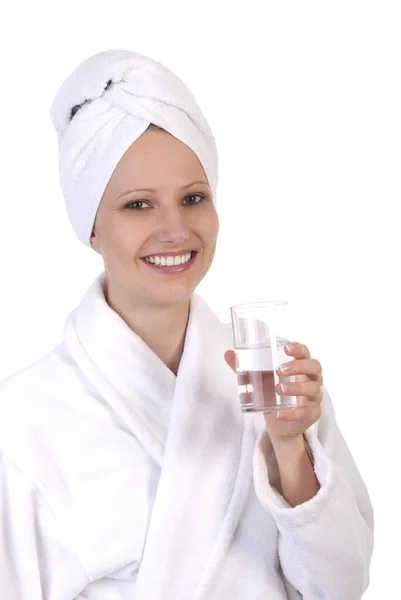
top-left (145, 252), bottom-right (192, 266)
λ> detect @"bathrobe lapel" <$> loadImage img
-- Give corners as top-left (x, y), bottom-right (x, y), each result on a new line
top-left (63, 272), bottom-right (176, 466)
top-left (63, 272), bottom-right (255, 599)
top-left (135, 293), bottom-right (255, 599)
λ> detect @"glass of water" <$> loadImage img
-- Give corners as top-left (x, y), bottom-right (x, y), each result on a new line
top-left (230, 300), bottom-right (297, 413)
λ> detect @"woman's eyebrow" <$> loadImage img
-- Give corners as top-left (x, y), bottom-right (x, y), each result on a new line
top-left (117, 180), bottom-right (209, 200)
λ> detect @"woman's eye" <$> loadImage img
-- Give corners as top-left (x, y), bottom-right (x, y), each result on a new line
top-left (125, 201), bottom-right (150, 210)
top-left (183, 194), bottom-right (204, 205)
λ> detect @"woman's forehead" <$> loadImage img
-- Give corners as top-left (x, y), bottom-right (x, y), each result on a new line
top-left (111, 133), bottom-right (207, 184)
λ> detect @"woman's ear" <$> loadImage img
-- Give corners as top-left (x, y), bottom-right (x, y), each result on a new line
top-left (90, 228), bottom-right (99, 252)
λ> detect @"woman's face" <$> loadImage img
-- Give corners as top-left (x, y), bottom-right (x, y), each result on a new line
top-left (91, 126), bottom-right (219, 309)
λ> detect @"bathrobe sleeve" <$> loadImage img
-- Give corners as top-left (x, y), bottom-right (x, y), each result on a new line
top-left (252, 385), bottom-right (374, 600)
top-left (0, 452), bottom-right (88, 600)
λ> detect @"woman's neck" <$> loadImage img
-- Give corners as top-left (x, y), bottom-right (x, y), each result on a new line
top-left (105, 284), bottom-right (191, 376)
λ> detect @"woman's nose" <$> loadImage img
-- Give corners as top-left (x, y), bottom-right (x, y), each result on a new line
top-left (154, 208), bottom-right (191, 245)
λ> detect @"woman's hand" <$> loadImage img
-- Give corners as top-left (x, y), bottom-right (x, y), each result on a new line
top-left (224, 342), bottom-right (323, 444)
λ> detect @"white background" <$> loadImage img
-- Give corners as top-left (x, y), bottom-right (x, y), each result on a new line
top-left (0, 1), bottom-right (399, 596)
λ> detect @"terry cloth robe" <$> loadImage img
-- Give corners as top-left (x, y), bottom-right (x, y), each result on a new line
top-left (0, 272), bottom-right (374, 599)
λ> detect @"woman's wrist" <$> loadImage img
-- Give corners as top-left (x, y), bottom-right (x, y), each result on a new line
top-left (269, 433), bottom-right (320, 507)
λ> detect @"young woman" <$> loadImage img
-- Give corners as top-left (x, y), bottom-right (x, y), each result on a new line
top-left (0, 49), bottom-right (374, 599)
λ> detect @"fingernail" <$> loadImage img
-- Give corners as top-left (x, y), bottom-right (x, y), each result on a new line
top-left (280, 363), bottom-right (291, 373)
top-left (285, 343), bottom-right (295, 352)
top-left (280, 383), bottom-right (289, 392)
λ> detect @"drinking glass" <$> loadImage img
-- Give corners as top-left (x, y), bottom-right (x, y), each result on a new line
top-left (230, 300), bottom-right (297, 413)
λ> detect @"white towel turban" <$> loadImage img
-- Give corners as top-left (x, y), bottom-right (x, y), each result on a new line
top-left (50, 49), bottom-right (219, 248)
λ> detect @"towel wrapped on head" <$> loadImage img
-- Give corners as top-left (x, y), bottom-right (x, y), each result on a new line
top-left (50, 49), bottom-right (219, 247)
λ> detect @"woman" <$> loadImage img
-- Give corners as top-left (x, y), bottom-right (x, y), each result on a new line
top-left (0, 49), bottom-right (373, 599)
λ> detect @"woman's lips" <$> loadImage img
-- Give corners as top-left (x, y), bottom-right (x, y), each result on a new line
top-left (141, 251), bottom-right (198, 274)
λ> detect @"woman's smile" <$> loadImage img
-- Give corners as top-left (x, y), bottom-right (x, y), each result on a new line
top-left (141, 251), bottom-right (198, 274)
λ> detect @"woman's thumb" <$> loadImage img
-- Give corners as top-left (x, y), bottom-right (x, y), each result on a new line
top-left (224, 350), bottom-right (236, 373)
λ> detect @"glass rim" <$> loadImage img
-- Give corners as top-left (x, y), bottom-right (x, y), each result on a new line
top-left (230, 300), bottom-right (288, 311)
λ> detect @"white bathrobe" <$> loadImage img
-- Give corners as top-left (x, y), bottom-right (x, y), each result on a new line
top-left (0, 272), bottom-right (374, 599)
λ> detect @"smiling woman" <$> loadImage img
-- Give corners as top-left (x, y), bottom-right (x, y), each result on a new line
top-left (89, 124), bottom-right (219, 370)
top-left (0, 48), bottom-right (373, 600)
